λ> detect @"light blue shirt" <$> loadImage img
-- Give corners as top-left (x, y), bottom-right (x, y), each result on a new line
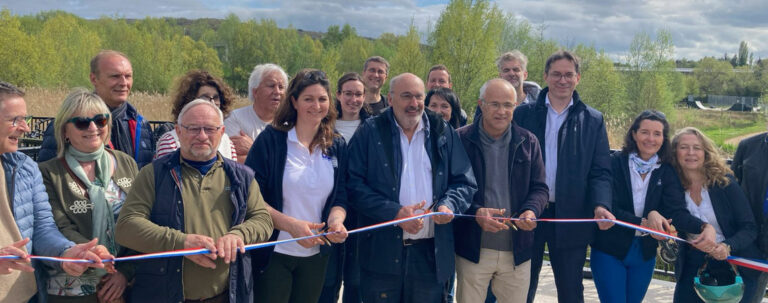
top-left (544, 95), bottom-right (573, 202)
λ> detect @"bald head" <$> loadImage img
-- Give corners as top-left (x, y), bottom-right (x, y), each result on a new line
top-left (480, 78), bottom-right (516, 102)
top-left (388, 73), bottom-right (425, 133)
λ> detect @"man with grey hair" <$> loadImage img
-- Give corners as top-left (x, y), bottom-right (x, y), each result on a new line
top-left (116, 99), bottom-right (273, 302)
top-left (38, 50), bottom-right (155, 168)
top-left (496, 50), bottom-right (541, 105)
top-left (224, 63), bottom-right (288, 163)
top-left (362, 56), bottom-right (390, 115)
top-left (347, 73), bottom-right (476, 302)
top-left (454, 79), bottom-right (548, 302)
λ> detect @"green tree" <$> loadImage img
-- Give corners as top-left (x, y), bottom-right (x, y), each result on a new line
top-left (576, 50), bottom-right (627, 117)
top-left (623, 29), bottom-right (679, 114)
top-left (390, 24), bottom-right (428, 81)
top-left (694, 57), bottom-right (734, 96)
top-left (429, 0), bottom-right (505, 114)
top-left (39, 13), bottom-right (101, 87)
top-left (0, 9), bottom-right (44, 87)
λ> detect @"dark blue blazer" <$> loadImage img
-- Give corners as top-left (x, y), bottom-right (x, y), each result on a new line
top-left (513, 88), bottom-right (612, 248)
top-left (244, 126), bottom-right (348, 276)
top-left (593, 152), bottom-right (704, 260)
top-left (346, 108), bottom-right (476, 283)
top-left (675, 175), bottom-right (760, 277)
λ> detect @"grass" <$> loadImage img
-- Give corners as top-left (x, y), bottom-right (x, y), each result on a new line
top-left (22, 86), bottom-right (251, 121)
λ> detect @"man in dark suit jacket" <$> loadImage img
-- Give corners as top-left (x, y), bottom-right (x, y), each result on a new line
top-left (731, 132), bottom-right (768, 301)
top-left (347, 73), bottom-right (476, 302)
top-left (513, 51), bottom-right (615, 303)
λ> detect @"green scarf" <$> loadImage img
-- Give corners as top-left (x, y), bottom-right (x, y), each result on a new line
top-left (64, 144), bottom-right (117, 255)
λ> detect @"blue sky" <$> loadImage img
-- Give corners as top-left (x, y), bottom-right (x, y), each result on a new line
top-left (4, 0), bottom-right (768, 61)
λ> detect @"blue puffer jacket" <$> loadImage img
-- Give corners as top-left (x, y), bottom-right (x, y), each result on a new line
top-left (2, 152), bottom-right (74, 303)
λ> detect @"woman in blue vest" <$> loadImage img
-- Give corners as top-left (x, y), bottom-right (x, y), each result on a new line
top-left (246, 68), bottom-right (348, 303)
top-left (670, 127), bottom-right (763, 302)
top-left (590, 110), bottom-right (716, 303)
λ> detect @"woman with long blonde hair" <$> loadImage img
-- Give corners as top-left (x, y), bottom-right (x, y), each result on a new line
top-left (670, 127), bottom-right (763, 302)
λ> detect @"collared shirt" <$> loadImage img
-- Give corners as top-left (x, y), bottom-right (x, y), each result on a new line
top-left (685, 189), bottom-right (726, 243)
top-left (396, 116), bottom-right (434, 240)
top-left (544, 95), bottom-right (573, 202)
top-left (628, 158), bottom-right (660, 236)
top-left (275, 128), bottom-right (335, 257)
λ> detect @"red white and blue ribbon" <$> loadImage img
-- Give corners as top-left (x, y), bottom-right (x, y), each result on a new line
top-left (2, 212), bottom-right (767, 272)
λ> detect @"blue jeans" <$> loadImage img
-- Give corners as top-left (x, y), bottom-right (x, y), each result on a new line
top-left (361, 240), bottom-right (443, 303)
top-left (590, 238), bottom-right (656, 303)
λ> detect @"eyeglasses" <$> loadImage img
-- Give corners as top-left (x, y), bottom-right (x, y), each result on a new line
top-left (68, 114), bottom-right (110, 130)
top-left (547, 72), bottom-right (578, 81)
top-left (6, 115), bottom-right (32, 127)
top-left (482, 101), bottom-right (516, 111)
top-left (179, 124), bottom-right (222, 136)
top-left (197, 94), bottom-right (220, 103)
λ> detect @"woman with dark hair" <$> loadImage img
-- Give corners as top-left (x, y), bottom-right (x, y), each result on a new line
top-left (155, 69), bottom-right (238, 160)
top-left (426, 87), bottom-right (463, 129)
top-left (319, 72), bottom-right (369, 303)
top-left (245, 69), bottom-right (348, 303)
top-left (590, 110), bottom-right (716, 303)
top-left (670, 127), bottom-right (763, 302)
top-left (334, 72), bottom-right (370, 143)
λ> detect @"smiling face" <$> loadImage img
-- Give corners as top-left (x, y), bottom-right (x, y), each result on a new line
top-left (426, 69), bottom-right (451, 90)
top-left (498, 58), bottom-right (527, 89)
top-left (388, 74), bottom-right (425, 132)
top-left (293, 84), bottom-right (330, 127)
top-left (675, 133), bottom-right (705, 172)
top-left (631, 119), bottom-right (665, 160)
top-left (0, 97), bottom-right (30, 154)
top-left (176, 104), bottom-right (224, 161)
top-left (337, 80), bottom-right (365, 120)
top-left (543, 58), bottom-right (580, 103)
top-left (362, 61), bottom-right (388, 92)
top-left (90, 54), bottom-right (133, 108)
top-left (64, 111), bottom-right (110, 153)
top-left (252, 71), bottom-right (286, 120)
top-left (427, 95), bottom-right (452, 122)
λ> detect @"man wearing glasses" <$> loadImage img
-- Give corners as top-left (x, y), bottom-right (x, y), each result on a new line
top-left (454, 79), bottom-right (549, 302)
top-left (347, 73), bottom-right (476, 302)
top-left (115, 99), bottom-right (273, 302)
top-left (38, 50), bottom-right (155, 168)
top-left (513, 51), bottom-right (615, 303)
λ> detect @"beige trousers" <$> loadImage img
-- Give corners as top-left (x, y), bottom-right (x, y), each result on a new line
top-left (455, 248), bottom-right (531, 303)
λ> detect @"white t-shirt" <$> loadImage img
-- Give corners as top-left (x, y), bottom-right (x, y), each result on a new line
top-left (274, 128), bottom-right (335, 257)
top-left (335, 119), bottom-right (361, 143)
top-left (154, 130), bottom-right (237, 161)
top-left (224, 105), bottom-right (269, 140)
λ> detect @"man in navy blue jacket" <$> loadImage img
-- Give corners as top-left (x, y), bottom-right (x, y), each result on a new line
top-left (38, 50), bottom-right (155, 167)
top-left (513, 51), bottom-right (615, 303)
top-left (347, 73), bottom-right (476, 303)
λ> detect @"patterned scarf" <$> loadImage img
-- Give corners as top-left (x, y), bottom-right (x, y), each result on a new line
top-left (65, 144), bottom-right (117, 254)
top-left (629, 152), bottom-right (659, 175)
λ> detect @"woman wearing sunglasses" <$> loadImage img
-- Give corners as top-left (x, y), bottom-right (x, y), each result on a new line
top-left (155, 69), bottom-right (238, 161)
top-left (245, 69), bottom-right (348, 303)
top-left (38, 88), bottom-right (139, 303)
top-left (670, 127), bottom-right (764, 302)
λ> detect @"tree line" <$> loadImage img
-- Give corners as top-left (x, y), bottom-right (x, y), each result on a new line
top-left (1, 0), bottom-right (765, 121)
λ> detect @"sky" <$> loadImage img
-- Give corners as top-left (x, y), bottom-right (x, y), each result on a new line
top-left (4, 0), bottom-right (768, 61)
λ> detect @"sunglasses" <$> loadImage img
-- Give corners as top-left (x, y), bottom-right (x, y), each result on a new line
top-left (68, 114), bottom-right (110, 130)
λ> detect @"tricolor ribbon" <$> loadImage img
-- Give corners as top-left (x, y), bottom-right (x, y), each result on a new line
top-left (3, 212), bottom-right (768, 272)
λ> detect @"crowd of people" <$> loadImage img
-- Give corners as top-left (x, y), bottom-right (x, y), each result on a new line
top-left (0, 48), bottom-right (767, 303)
